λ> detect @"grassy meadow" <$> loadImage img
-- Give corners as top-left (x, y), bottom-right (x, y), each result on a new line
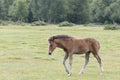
top-left (0, 25), bottom-right (120, 80)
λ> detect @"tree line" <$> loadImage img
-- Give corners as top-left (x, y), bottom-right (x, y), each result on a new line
top-left (0, 0), bottom-right (120, 24)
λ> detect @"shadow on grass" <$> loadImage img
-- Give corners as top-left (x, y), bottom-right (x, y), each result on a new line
top-left (8, 57), bottom-right (23, 60)
top-left (33, 56), bottom-right (56, 61)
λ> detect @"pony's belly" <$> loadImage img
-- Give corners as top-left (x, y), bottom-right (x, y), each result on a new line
top-left (74, 52), bottom-right (84, 54)
top-left (73, 50), bottom-right (85, 54)
top-left (73, 49), bottom-right (88, 54)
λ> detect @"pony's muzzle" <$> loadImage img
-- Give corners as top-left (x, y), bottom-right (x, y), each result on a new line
top-left (48, 52), bottom-right (52, 55)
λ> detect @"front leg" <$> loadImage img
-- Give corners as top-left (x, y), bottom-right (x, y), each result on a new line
top-left (68, 54), bottom-right (73, 76)
top-left (63, 53), bottom-right (69, 74)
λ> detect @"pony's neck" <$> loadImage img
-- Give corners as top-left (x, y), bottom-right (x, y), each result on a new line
top-left (55, 39), bottom-right (68, 52)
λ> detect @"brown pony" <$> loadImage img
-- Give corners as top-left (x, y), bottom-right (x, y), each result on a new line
top-left (48, 35), bottom-right (103, 76)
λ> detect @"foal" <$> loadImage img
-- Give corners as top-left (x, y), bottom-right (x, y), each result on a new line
top-left (48, 35), bottom-right (103, 76)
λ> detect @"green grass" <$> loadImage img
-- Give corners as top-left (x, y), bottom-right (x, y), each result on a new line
top-left (0, 25), bottom-right (120, 80)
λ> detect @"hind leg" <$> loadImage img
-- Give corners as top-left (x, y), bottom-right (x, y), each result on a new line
top-left (79, 52), bottom-right (90, 75)
top-left (93, 54), bottom-right (104, 75)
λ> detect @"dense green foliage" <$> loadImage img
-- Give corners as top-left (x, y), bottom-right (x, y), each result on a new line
top-left (0, 0), bottom-right (120, 24)
top-left (90, 0), bottom-right (120, 24)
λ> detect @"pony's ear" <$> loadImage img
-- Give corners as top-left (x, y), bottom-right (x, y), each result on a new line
top-left (52, 36), bottom-right (55, 41)
top-left (51, 37), bottom-right (54, 41)
top-left (48, 36), bottom-right (55, 41)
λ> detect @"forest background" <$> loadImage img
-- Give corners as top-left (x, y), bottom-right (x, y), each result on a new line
top-left (0, 0), bottom-right (120, 24)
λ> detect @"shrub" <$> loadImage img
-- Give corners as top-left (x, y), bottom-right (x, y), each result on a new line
top-left (14, 21), bottom-right (27, 26)
top-left (59, 21), bottom-right (75, 27)
top-left (0, 20), bottom-right (27, 26)
top-left (31, 21), bottom-right (47, 26)
top-left (104, 24), bottom-right (120, 30)
top-left (0, 20), bottom-right (8, 26)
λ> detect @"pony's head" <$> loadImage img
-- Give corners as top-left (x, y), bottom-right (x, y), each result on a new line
top-left (48, 35), bottom-right (72, 55)
top-left (48, 36), bottom-right (57, 55)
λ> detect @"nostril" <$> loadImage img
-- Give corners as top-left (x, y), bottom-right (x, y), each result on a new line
top-left (49, 52), bottom-right (51, 55)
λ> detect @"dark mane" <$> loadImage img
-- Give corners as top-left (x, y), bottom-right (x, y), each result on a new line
top-left (49, 35), bottom-right (72, 41)
top-left (54, 35), bottom-right (72, 39)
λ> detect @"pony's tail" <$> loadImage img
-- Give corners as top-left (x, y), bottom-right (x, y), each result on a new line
top-left (97, 41), bottom-right (100, 51)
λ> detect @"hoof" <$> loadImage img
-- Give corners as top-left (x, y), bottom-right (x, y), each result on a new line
top-left (68, 73), bottom-right (71, 77)
top-left (79, 72), bottom-right (83, 76)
